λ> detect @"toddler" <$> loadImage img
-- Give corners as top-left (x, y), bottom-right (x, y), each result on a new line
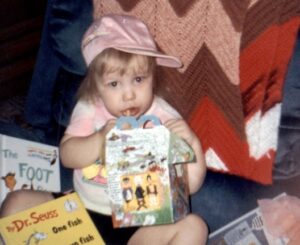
top-left (1, 14), bottom-right (207, 245)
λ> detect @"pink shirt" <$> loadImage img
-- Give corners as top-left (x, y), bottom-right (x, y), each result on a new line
top-left (65, 96), bottom-right (181, 214)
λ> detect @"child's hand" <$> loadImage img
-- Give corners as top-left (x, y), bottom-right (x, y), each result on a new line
top-left (164, 119), bottom-right (197, 146)
top-left (60, 119), bottom-right (116, 169)
top-left (164, 118), bottom-right (206, 194)
top-left (100, 119), bottom-right (116, 135)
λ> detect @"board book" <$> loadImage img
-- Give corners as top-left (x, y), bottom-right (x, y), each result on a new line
top-left (0, 192), bottom-right (105, 244)
top-left (0, 134), bottom-right (61, 204)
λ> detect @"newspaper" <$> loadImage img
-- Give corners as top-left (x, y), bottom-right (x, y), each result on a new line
top-left (208, 193), bottom-right (289, 245)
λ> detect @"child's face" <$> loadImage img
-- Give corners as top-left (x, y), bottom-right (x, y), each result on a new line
top-left (97, 69), bottom-right (154, 118)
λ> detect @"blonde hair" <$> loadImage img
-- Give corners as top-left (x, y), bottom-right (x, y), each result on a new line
top-left (77, 48), bottom-right (156, 102)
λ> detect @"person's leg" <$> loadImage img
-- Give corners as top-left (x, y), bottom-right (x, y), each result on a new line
top-left (128, 214), bottom-right (208, 245)
top-left (0, 190), bottom-right (53, 218)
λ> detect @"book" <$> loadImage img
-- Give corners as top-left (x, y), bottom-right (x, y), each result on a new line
top-left (0, 192), bottom-right (105, 244)
top-left (0, 134), bottom-right (61, 204)
top-left (208, 193), bottom-right (288, 245)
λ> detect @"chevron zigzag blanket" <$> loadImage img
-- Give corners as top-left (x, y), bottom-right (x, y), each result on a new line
top-left (93, 0), bottom-right (300, 184)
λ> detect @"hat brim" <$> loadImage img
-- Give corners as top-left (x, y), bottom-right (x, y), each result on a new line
top-left (115, 47), bottom-right (183, 68)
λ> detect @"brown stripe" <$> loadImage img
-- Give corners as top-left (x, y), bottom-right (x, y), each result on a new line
top-left (115, 0), bottom-right (140, 12)
top-left (241, 0), bottom-right (284, 49)
top-left (156, 45), bottom-right (245, 139)
top-left (220, 0), bottom-right (251, 32)
top-left (168, 0), bottom-right (198, 17)
top-left (279, 0), bottom-right (300, 24)
top-left (242, 0), bottom-right (300, 50)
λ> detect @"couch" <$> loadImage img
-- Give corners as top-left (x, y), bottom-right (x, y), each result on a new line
top-left (10, 0), bottom-right (300, 233)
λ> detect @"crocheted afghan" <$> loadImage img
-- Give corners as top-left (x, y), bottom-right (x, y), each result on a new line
top-left (93, 0), bottom-right (300, 184)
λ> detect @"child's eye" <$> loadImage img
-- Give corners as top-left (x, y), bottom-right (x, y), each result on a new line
top-left (134, 76), bottom-right (144, 83)
top-left (108, 81), bottom-right (118, 87)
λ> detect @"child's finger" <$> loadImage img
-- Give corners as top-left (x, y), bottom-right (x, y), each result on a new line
top-left (103, 119), bottom-right (116, 134)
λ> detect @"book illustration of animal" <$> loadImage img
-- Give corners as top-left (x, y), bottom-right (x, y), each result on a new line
top-left (24, 231), bottom-right (47, 245)
top-left (1, 172), bottom-right (17, 191)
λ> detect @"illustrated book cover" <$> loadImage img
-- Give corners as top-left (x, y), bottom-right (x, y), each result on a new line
top-left (0, 134), bottom-right (61, 204)
top-left (0, 192), bottom-right (105, 244)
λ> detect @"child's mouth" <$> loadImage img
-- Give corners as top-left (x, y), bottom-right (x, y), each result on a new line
top-left (122, 108), bottom-right (139, 117)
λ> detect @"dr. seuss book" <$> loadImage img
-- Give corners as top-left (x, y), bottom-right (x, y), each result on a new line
top-left (105, 115), bottom-right (195, 228)
top-left (0, 192), bottom-right (105, 245)
top-left (0, 134), bottom-right (61, 204)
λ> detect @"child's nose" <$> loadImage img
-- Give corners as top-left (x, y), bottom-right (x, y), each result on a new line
top-left (123, 87), bottom-right (136, 101)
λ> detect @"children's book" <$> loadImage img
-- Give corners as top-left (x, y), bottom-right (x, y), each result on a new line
top-left (0, 192), bottom-right (105, 245)
top-left (0, 134), bottom-right (61, 204)
top-left (208, 193), bottom-right (288, 245)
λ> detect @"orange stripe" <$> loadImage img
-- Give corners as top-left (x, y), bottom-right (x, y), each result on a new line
top-left (189, 98), bottom-right (249, 173)
top-left (190, 97), bottom-right (275, 184)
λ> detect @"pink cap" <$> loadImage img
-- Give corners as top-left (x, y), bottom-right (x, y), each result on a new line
top-left (81, 14), bottom-right (182, 68)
